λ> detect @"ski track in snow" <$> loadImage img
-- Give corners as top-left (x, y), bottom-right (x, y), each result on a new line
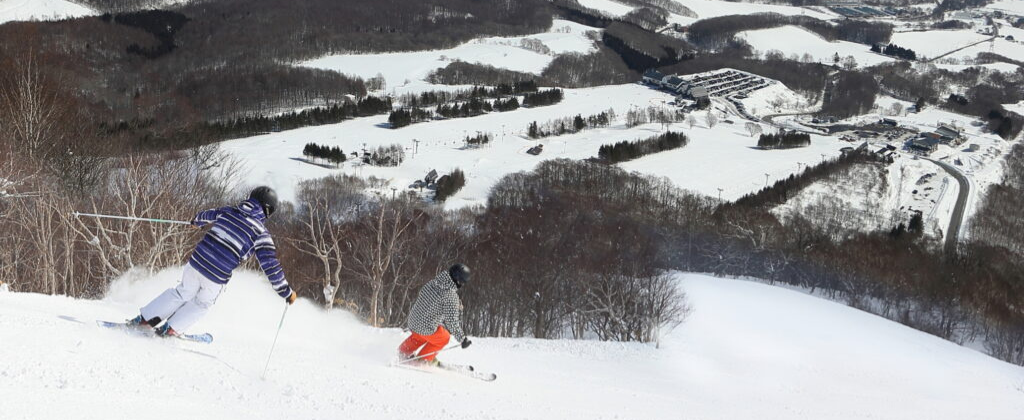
top-left (1, 268), bottom-right (1023, 419)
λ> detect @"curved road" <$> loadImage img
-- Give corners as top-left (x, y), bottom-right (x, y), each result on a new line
top-left (925, 158), bottom-right (970, 255)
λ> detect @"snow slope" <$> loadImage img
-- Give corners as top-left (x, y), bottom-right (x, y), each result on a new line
top-left (738, 25), bottom-right (895, 67)
top-left (2, 268), bottom-right (1022, 420)
top-left (0, 0), bottom-right (93, 24)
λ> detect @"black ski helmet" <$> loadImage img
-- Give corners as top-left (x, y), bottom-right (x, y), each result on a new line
top-left (449, 263), bottom-right (470, 288)
top-left (249, 186), bottom-right (279, 217)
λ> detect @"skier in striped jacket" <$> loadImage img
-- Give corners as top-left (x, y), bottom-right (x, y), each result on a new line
top-left (127, 186), bottom-right (297, 337)
top-left (398, 264), bottom-right (473, 365)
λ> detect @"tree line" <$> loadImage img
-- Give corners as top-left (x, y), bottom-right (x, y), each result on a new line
top-left (873, 43), bottom-right (917, 61)
top-left (598, 131), bottom-right (688, 163)
top-left (757, 131), bottom-right (811, 149)
top-left (527, 109), bottom-right (616, 138)
top-left (303, 143), bottom-right (347, 167)
top-left (398, 82), bottom-right (538, 108)
top-left (206, 96), bottom-right (392, 140)
top-left (522, 88), bottom-right (565, 107)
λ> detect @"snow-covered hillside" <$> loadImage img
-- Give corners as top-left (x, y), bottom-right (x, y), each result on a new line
top-left (0, 0), bottom-right (93, 24)
top-left (737, 25), bottom-right (895, 68)
top-left (2, 268), bottom-right (1022, 420)
top-left (300, 19), bottom-right (599, 95)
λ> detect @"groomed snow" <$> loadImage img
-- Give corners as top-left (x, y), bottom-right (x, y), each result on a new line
top-left (298, 20), bottom-right (599, 94)
top-left (2, 268), bottom-right (1022, 420)
top-left (0, 0), bottom-right (93, 24)
top-left (738, 26), bottom-right (896, 68)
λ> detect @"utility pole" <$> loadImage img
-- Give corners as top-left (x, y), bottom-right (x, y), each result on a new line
top-left (717, 187), bottom-right (724, 202)
top-left (764, 173), bottom-right (770, 187)
top-left (821, 153), bottom-right (827, 162)
top-left (391, 187), bottom-right (397, 200)
top-left (413, 139), bottom-right (420, 156)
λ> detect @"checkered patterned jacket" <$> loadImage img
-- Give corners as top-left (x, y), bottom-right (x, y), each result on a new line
top-left (406, 271), bottom-right (466, 342)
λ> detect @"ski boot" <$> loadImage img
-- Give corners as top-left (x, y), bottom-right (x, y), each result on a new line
top-left (154, 324), bottom-right (178, 338)
top-left (127, 315), bottom-right (159, 330)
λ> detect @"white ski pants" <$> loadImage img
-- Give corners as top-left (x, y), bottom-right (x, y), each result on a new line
top-left (140, 265), bottom-right (224, 332)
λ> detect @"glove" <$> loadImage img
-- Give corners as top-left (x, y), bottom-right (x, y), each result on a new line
top-left (286, 290), bottom-right (297, 305)
top-left (461, 337), bottom-right (472, 349)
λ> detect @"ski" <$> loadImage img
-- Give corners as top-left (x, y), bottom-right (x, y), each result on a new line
top-left (392, 360), bottom-right (496, 382)
top-left (438, 361), bottom-right (497, 382)
top-left (96, 320), bottom-right (214, 344)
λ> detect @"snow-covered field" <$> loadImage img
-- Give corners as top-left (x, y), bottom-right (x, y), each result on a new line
top-left (889, 29), bottom-right (992, 60)
top-left (987, 0), bottom-right (1024, 15)
top-left (218, 82), bottom-right (846, 206)
top-left (299, 20), bottom-right (598, 95)
top-left (2, 268), bottom-right (1022, 420)
top-left (738, 26), bottom-right (895, 68)
top-left (0, 0), bottom-right (92, 24)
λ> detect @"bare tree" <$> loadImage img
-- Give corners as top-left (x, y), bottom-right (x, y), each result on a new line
top-left (705, 110), bottom-right (718, 128)
top-left (345, 201), bottom-right (421, 327)
top-left (0, 51), bottom-right (71, 160)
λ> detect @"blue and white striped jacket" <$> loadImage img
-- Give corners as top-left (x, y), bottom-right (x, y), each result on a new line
top-left (188, 199), bottom-right (292, 298)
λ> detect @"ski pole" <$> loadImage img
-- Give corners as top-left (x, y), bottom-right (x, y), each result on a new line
top-left (72, 212), bottom-right (191, 225)
top-left (261, 303), bottom-right (289, 380)
top-left (396, 343), bottom-right (460, 365)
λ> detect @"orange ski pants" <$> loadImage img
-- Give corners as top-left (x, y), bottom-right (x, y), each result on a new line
top-left (398, 326), bottom-right (450, 361)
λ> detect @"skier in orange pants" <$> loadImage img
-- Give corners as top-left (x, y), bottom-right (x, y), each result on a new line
top-left (398, 264), bottom-right (472, 365)
top-left (398, 326), bottom-right (452, 362)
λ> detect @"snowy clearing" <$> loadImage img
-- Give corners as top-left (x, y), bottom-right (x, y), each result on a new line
top-left (1, 268), bottom-right (1022, 420)
top-left (298, 19), bottom-right (599, 94)
top-left (0, 0), bottom-right (93, 24)
top-left (738, 26), bottom-right (895, 67)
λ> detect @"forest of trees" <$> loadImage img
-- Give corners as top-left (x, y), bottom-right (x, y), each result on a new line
top-left (0, 0), bottom-right (554, 150)
top-left (601, 22), bottom-right (694, 71)
top-left (389, 88), bottom-right (555, 128)
top-left (873, 43), bottom-right (917, 60)
top-left (757, 131), bottom-right (811, 149)
top-left (527, 109), bottom-right (616, 138)
top-left (387, 108), bottom-right (435, 128)
top-left (598, 131), bottom-right (688, 163)
top-left (303, 143), bottom-right (346, 167)
top-left (426, 61), bottom-right (541, 86)
top-left (398, 82), bottom-right (537, 108)
top-left (522, 89), bottom-right (565, 107)
top-left (819, 71), bottom-right (879, 119)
